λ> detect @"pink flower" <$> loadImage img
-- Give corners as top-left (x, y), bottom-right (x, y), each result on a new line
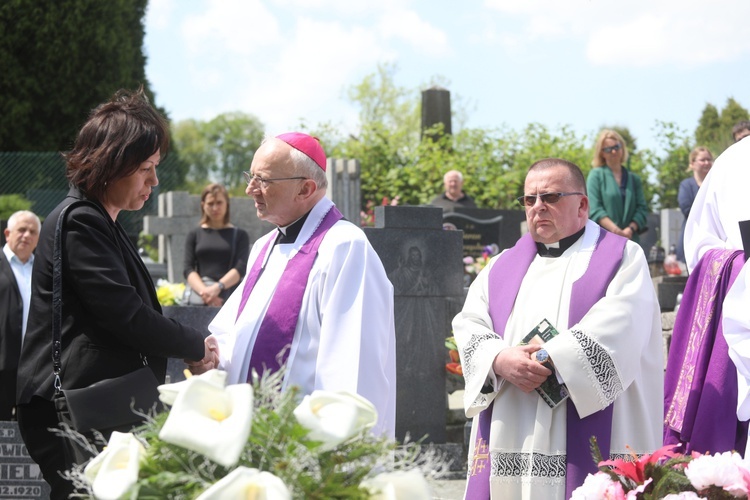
top-left (571, 472), bottom-right (626, 499)
top-left (684, 451), bottom-right (749, 496)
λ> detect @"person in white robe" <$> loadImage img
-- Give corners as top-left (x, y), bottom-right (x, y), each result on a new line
top-left (684, 137), bottom-right (750, 272)
top-left (454, 159), bottom-right (663, 499)
top-left (189, 133), bottom-right (396, 438)
top-left (682, 137), bottom-right (750, 454)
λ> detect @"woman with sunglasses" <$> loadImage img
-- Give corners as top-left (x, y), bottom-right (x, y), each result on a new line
top-left (586, 129), bottom-right (649, 242)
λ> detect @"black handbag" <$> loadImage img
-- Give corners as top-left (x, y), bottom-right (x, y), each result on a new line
top-left (51, 201), bottom-right (160, 461)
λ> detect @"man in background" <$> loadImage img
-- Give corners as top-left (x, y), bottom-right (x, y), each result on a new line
top-left (0, 210), bottom-right (40, 420)
top-left (430, 170), bottom-right (477, 211)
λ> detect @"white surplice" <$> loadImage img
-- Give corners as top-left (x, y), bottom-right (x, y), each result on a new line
top-left (685, 138), bottom-right (750, 455)
top-left (208, 197), bottom-right (397, 438)
top-left (453, 220), bottom-right (663, 499)
top-left (722, 259), bottom-right (750, 457)
top-left (684, 137), bottom-right (750, 272)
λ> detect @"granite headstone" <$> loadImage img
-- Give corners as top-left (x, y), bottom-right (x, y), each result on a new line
top-left (163, 306), bottom-right (218, 383)
top-left (366, 205), bottom-right (464, 443)
top-left (0, 422), bottom-right (50, 500)
top-left (442, 208), bottom-right (526, 258)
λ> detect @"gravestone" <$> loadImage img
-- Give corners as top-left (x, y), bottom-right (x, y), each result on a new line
top-left (365, 205), bottom-right (464, 443)
top-left (442, 208), bottom-right (526, 258)
top-left (661, 208), bottom-right (684, 256)
top-left (163, 306), bottom-right (219, 384)
top-left (0, 422), bottom-right (50, 499)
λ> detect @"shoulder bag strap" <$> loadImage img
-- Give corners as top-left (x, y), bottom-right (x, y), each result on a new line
top-left (52, 200), bottom-right (147, 394)
top-left (52, 200), bottom-right (90, 393)
top-left (228, 227), bottom-right (238, 271)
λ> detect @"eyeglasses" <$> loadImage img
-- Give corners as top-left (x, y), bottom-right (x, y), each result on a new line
top-left (602, 144), bottom-right (622, 154)
top-left (516, 192), bottom-right (584, 207)
top-left (243, 171), bottom-right (307, 188)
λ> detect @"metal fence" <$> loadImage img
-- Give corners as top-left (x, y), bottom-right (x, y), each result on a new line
top-left (0, 152), bottom-right (184, 243)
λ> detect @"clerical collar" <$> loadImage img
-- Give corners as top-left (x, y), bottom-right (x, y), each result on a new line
top-left (277, 211), bottom-right (311, 244)
top-left (535, 227), bottom-right (585, 258)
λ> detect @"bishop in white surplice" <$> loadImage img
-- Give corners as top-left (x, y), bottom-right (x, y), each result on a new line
top-left (193, 133), bottom-right (396, 438)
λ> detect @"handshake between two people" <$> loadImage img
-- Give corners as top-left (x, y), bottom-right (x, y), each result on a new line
top-left (185, 336), bottom-right (220, 375)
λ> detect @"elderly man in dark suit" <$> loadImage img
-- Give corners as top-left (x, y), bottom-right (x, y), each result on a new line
top-left (0, 210), bottom-right (40, 421)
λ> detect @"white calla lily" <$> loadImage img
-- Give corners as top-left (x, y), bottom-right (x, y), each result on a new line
top-left (158, 377), bottom-right (253, 467)
top-left (157, 369), bottom-right (228, 406)
top-left (83, 431), bottom-right (145, 500)
top-left (196, 466), bottom-right (291, 500)
top-left (293, 390), bottom-right (377, 450)
top-left (361, 469), bottom-right (432, 500)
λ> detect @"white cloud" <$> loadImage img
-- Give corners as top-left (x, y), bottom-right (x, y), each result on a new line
top-left (377, 8), bottom-right (450, 57)
top-left (180, 0), bottom-right (280, 57)
top-left (237, 17), bottom-right (392, 134)
top-left (482, 0), bottom-right (750, 67)
top-left (145, 0), bottom-right (176, 31)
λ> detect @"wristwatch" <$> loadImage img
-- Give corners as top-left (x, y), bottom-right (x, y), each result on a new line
top-left (535, 349), bottom-right (550, 364)
top-left (217, 281), bottom-right (225, 291)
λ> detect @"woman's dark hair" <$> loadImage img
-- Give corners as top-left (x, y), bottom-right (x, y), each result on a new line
top-left (63, 87), bottom-right (169, 201)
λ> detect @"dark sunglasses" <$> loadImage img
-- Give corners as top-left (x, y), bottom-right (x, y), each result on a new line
top-left (602, 144), bottom-right (622, 154)
top-left (517, 192), bottom-right (584, 207)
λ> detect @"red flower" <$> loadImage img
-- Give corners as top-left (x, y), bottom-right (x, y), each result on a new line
top-left (598, 444), bottom-right (681, 484)
top-left (446, 362), bottom-right (463, 376)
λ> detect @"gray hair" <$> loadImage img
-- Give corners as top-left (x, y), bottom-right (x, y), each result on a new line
top-left (7, 210), bottom-right (41, 231)
top-left (289, 147), bottom-right (327, 189)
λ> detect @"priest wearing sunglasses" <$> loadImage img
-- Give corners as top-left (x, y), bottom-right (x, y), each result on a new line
top-left (453, 158), bottom-right (662, 499)
top-left (586, 129), bottom-right (649, 243)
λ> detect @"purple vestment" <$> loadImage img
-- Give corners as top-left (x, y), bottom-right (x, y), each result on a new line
top-left (664, 248), bottom-right (748, 455)
top-left (464, 226), bottom-right (626, 499)
top-left (236, 206), bottom-right (343, 378)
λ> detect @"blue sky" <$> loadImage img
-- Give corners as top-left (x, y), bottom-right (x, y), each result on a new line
top-left (144, 0), bottom-right (750, 153)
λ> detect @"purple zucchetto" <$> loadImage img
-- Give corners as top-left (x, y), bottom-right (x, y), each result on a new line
top-left (276, 132), bottom-right (327, 171)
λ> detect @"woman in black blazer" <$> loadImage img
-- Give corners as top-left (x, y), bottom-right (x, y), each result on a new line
top-left (15, 88), bottom-right (214, 499)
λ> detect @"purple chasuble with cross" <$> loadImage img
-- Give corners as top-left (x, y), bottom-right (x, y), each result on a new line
top-left (464, 226), bottom-right (626, 500)
top-left (235, 205), bottom-right (343, 380)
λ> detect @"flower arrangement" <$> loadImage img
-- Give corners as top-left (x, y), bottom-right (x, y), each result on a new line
top-left (65, 369), bottom-right (445, 499)
top-left (572, 438), bottom-right (750, 499)
top-left (445, 336), bottom-right (462, 376)
top-left (463, 244), bottom-right (500, 285)
top-left (155, 279), bottom-right (186, 307)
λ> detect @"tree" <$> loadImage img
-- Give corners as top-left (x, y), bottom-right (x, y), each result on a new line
top-left (720, 98), bottom-right (750, 143)
top-left (695, 98), bottom-right (749, 155)
top-left (0, 0), bottom-right (157, 152)
top-left (171, 112), bottom-right (265, 192)
top-left (325, 65), bottom-right (603, 210)
top-left (651, 121), bottom-right (692, 210)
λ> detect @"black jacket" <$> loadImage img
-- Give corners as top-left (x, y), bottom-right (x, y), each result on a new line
top-left (17, 188), bottom-right (205, 404)
top-left (0, 250), bottom-right (23, 418)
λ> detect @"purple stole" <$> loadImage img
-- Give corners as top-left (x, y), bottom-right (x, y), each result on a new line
top-left (236, 205), bottom-right (343, 379)
top-left (663, 248), bottom-right (747, 455)
top-left (464, 227), bottom-right (626, 500)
